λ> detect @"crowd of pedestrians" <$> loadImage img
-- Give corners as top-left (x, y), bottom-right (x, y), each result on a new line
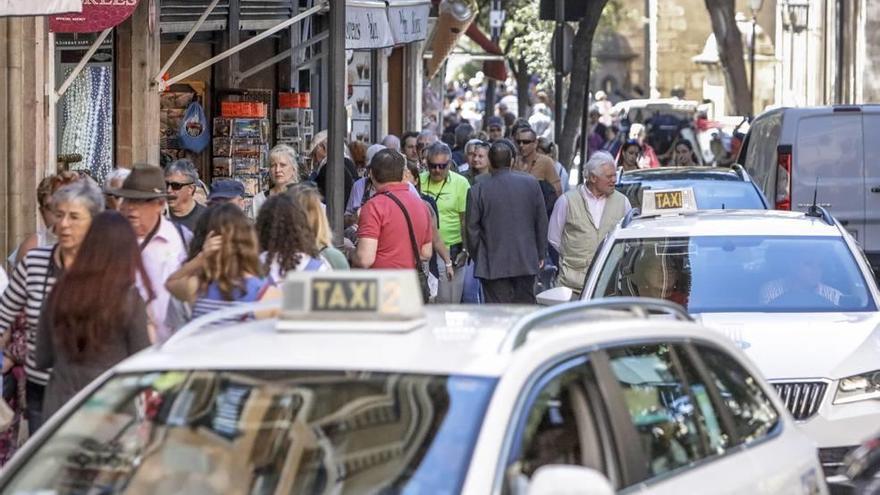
top-left (0, 103), bottom-right (645, 463)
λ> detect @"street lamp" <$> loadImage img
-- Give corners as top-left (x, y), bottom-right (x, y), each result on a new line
top-left (749, 0), bottom-right (763, 118)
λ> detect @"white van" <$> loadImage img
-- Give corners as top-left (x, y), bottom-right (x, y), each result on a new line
top-left (739, 105), bottom-right (880, 269)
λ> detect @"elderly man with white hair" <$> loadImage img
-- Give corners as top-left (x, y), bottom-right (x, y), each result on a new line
top-left (548, 151), bottom-right (631, 293)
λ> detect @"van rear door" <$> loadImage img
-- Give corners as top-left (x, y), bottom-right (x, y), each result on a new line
top-left (793, 112), bottom-right (865, 242)
top-left (860, 109), bottom-right (880, 256)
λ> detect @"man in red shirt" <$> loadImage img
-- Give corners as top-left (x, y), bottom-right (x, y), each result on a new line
top-left (354, 149), bottom-right (433, 269)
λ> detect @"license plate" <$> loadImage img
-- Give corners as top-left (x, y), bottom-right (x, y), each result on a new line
top-left (311, 279), bottom-right (379, 312)
top-left (654, 190), bottom-right (684, 209)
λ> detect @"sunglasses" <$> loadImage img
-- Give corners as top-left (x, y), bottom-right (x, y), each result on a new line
top-left (166, 181), bottom-right (193, 191)
top-left (516, 139), bottom-right (535, 145)
top-left (428, 162), bottom-right (449, 170)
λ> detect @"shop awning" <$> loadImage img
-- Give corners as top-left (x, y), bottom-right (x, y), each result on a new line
top-left (0, 0), bottom-right (80, 17)
top-left (345, 0), bottom-right (394, 50)
top-left (465, 24), bottom-right (507, 81)
top-left (50, 0), bottom-right (140, 32)
top-left (387, 0), bottom-right (430, 45)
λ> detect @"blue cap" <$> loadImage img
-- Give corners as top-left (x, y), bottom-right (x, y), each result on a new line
top-left (486, 116), bottom-right (505, 129)
top-left (209, 179), bottom-right (245, 199)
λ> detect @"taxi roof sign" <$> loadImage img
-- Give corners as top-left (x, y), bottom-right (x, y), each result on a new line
top-left (640, 187), bottom-right (698, 216)
top-left (277, 270), bottom-right (425, 332)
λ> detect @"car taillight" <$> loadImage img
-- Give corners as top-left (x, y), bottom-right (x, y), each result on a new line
top-left (775, 145), bottom-right (792, 210)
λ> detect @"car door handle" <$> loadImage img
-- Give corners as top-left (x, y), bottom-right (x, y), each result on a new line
top-left (872, 187), bottom-right (880, 193)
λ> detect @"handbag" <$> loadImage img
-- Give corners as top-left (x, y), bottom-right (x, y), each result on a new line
top-left (382, 192), bottom-right (431, 303)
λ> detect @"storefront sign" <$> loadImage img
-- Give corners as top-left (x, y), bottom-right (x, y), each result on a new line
top-left (345, 1), bottom-right (394, 50)
top-left (387, 0), bottom-right (430, 45)
top-left (0, 0), bottom-right (81, 16)
top-left (49, 0), bottom-right (139, 33)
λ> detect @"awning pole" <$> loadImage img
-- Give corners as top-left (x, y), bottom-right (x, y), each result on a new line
top-left (233, 31), bottom-right (329, 85)
top-left (162, 0), bottom-right (327, 90)
top-left (54, 27), bottom-right (112, 101)
top-left (154, 0), bottom-right (221, 84)
top-left (327, 0), bottom-right (345, 246)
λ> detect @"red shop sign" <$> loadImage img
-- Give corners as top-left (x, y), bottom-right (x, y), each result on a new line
top-left (49, 0), bottom-right (139, 33)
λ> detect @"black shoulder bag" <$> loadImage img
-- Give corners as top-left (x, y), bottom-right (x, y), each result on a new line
top-left (382, 192), bottom-right (431, 302)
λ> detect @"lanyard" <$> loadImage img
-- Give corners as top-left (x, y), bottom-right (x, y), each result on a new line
top-left (139, 218), bottom-right (162, 251)
top-left (424, 176), bottom-right (449, 202)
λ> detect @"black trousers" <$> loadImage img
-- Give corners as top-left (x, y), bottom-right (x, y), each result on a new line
top-left (481, 275), bottom-right (537, 304)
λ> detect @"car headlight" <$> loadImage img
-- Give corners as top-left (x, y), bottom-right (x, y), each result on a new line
top-left (834, 371), bottom-right (880, 405)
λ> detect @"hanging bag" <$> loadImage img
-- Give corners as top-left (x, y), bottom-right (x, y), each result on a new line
top-left (382, 192), bottom-right (431, 303)
top-left (179, 100), bottom-right (211, 153)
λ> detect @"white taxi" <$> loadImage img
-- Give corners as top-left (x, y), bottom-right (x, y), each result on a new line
top-left (543, 188), bottom-right (880, 476)
top-left (1, 272), bottom-right (824, 494)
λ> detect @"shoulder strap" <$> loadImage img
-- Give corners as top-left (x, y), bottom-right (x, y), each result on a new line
top-left (382, 192), bottom-right (421, 267)
top-left (174, 222), bottom-right (190, 251)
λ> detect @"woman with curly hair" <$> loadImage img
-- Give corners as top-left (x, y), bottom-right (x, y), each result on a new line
top-left (165, 204), bottom-right (279, 322)
top-left (256, 194), bottom-right (329, 281)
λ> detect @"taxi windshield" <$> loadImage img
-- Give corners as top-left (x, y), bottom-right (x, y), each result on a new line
top-left (4, 370), bottom-right (496, 494)
top-left (593, 236), bottom-right (876, 313)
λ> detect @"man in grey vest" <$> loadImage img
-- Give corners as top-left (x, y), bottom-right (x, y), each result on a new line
top-left (548, 151), bottom-right (631, 294)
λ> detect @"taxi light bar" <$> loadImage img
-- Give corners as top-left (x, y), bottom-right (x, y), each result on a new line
top-left (277, 270), bottom-right (425, 332)
top-left (640, 187), bottom-right (698, 216)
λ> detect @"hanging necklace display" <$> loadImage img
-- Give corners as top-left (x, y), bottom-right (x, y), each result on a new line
top-left (60, 66), bottom-right (113, 183)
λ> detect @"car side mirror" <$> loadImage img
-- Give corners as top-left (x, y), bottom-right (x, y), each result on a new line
top-left (536, 287), bottom-right (574, 306)
top-left (527, 465), bottom-right (614, 495)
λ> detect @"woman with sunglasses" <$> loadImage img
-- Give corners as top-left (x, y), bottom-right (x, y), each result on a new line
top-left (252, 144), bottom-right (300, 220)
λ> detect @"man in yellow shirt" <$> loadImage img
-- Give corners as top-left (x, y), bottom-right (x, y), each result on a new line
top-left (420, 142), bottom-right (471, 303)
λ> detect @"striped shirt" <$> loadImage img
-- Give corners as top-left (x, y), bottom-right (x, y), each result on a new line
top-left (190, 276), bottom-right (270, 328)
top-left (0, 246), bottom-right (59, 385)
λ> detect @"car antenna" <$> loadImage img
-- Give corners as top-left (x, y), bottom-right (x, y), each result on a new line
top-left (806, 177), bottom-right (820, 217)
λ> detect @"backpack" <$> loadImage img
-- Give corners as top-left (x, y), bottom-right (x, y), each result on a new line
top-left (179, 101), bottom-right (210, 153)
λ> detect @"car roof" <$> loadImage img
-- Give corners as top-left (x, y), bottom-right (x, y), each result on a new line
top-left (620, 166), bottom-right (744, 182)
top-left (618, 209), bottom-right (842, 238)
top-left (113, 304), bottom-right (737, 378)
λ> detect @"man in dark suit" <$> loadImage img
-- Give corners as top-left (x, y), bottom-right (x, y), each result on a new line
top-left (466, 140), bottom-right (549, 303)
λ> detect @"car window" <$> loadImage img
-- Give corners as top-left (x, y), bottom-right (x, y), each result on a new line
top-left (742, 112), bottom-right (783, 198)
top-left (593, 235), bottom-right (875, 312)
top-left (504, 357), bottom-right (610, 494)
top-left (606, 344), bottom-right (708, 481)
top-left (695, 345), bottom-right (779, 443)
top-left (4, 370), bottom-right (497, 495)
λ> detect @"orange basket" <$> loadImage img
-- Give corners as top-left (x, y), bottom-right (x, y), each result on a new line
top-left (221, 101), bottom-right (267, 118)
top-left (279, 92), bottom-right (298, 109)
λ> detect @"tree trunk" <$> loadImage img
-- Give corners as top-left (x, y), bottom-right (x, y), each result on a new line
top-left (704, 0), bottom-right (752, 116)
top-left (558, 0), bottom-right (608, 170)
top-left (511, 58), bottom-right (531, 119)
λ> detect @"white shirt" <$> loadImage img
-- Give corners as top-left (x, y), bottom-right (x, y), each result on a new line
top-left (0, 267), bottom-right (7, 294)
top-left (138, 216), bottom-right (188, 342)
top-left (261, 252), bottom-right (330, 282)
top-left (548, 185), bottom-right (632, 251)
